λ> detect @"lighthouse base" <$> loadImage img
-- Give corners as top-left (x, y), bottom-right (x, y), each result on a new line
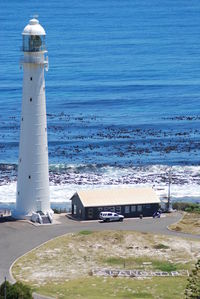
top-left (13, 209), bottom-right (54, 224)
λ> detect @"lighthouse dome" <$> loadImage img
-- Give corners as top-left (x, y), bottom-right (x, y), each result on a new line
top-left (22, 18), bottom-right (46, 52)
top-left (22, 18), bottom-right (46, 36)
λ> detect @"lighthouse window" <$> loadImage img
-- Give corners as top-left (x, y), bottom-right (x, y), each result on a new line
top-left (21, 117), bottom-right (23, 121)
top-left (30, 77), bottom-right (32, 81)
top-left (28, 175), bottom-right (31, 179)
top-left (18, 191), bottom-right (20, 195)
top-left (30, 98), bottom-right (32, 102)
top-left (19, 158), bottom-right (22, 162)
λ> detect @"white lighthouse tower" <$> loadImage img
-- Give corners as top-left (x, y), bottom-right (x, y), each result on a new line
top-left (15, 18), bottom-right (53, 223)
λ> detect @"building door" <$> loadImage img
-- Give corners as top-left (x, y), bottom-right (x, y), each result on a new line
top-left (88, 208), bottom-right (93, 219)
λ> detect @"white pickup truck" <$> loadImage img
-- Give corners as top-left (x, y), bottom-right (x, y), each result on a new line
top-left (99, 212), bottom-right (124, 222)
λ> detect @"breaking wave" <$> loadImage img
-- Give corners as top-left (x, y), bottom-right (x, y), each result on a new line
top-left (0, 163), bottom-right (199, 203)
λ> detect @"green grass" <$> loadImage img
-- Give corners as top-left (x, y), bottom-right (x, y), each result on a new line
top-left (78, 230), bottom-right (93, 235)
top-left (151, 260), bottom-right (177, 272)
top-left (153, 243), bottom-right (170, 250)
top-left (34, 276), bottom-right (188, 299)
top-left (103, 256), bottom-right (183, 272)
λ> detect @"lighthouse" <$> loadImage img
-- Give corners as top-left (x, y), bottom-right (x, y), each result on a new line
top-left (15, 18), bottom-right (53, 223)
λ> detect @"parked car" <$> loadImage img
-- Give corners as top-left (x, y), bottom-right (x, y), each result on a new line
top-left (99, 212), bottom-right (124, 222)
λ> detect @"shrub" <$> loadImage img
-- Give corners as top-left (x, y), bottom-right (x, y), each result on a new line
top-left (0, 281), bottom-right (32, 299)
top-left (172, 202), bottom-right (200, 213)
top-left (185, 259), bottom-right (200, 298)
top-left (153, 243), bottom-right (170, 250)
top-left (52, 208), bottom-right (67, 214)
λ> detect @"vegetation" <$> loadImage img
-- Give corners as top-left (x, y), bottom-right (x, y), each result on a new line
top-left (12, 230), bottom-right (199, 299)
top-left (78, 230), bottom-right (93, 235)
top-left (0, 281), bottom-right (32, 299)
top-left (104, 256), bottom-right (179, 272)
top-left (185, 259), bottom-right (200, 299)
top-left (35, 276), bottom-right (188, 299)
top-left (172, 202), bottom-right (200, 214)
top-left (169, 213), bottom-right (200, 235)
top-left (52, 207), bottom-right (67, 214)
top-left (153, 243), bottom-right (170, 250)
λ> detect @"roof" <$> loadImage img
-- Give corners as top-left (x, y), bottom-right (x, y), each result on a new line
top-left (72, 187), bottom-right (160, 207)
top-left (22, 18), bottom-right (46, 36)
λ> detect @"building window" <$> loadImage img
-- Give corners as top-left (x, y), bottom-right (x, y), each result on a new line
top-left (105, 206), bottom-right (115, 212)
top-left (28, 175), bottom-right (31, 179)
top-left (125, 206), bottom-right (130, 214)
top-left (30, 98), bottom-right (32, 102)
top-left (73, 205), bottom-right (77, 215)
top-left (115, 206), bottom-right (121, 214)
top-left (131, 205), bottom-right (136, 212)
top-left (137, 205), bottom-right (142, 212)
top-left (97, 207), bottom-right (103, 212)
top-left (145, 204), bottom-right (151, 209)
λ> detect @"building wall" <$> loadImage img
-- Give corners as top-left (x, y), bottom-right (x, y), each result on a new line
top-left (84, 203), bottom-right (159, 220)
top-left (71, 193), bottom-right (85, 219)
top-left (71, 193), bottom-right (160, 220)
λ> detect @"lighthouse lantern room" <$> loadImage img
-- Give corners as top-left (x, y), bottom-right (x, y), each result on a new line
top-left (15, 18), bottom-right (53, 224)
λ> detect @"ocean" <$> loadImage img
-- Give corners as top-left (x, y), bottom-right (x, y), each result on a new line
top-left (0, 0), bottom-right (200, 206)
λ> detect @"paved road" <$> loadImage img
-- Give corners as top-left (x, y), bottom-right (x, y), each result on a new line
top-left (0, 212), bottom-right (199, 284)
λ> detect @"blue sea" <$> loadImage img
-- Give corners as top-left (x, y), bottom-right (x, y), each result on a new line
top-left (0, 0), bottom-right (200, 203)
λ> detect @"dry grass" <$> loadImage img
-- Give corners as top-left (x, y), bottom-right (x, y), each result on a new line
top-left (170, 212), bottom-right (200, 235)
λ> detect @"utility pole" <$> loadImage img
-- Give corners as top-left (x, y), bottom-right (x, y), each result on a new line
top-left (167, 168), bottom-right (171, 211)
top-left (4, 276), bottom-right (6, 299)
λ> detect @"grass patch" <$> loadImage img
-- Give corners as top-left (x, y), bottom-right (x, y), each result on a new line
top-left (105, 257), bottom-right (125, 266)
top-left (78, 230), bottom-right (93, 235)
top-left (153, 243), bottom-right (170, 250)
top-left (102, 256), bottom-right (182, 272)
top-left (34, 276), bottom-right (188, 299)
top-left (152, 260), bottom-right (177, 272)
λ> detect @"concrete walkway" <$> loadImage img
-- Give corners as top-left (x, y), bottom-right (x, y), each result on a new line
top-left (0, 212), bottom-right (199, 285)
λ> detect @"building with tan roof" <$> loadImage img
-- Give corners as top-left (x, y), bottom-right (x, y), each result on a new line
top-left (70, 187), bottom-right (160, 220)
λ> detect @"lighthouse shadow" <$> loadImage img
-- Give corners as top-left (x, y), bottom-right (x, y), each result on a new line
top-left (0, 216), bottom-right (16, 223)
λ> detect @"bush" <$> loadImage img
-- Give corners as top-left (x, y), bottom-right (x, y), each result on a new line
top-left (52, 208), bottom-right (66, 214)
top-left (153, 243), bottom-right (170, 250)
top-left (172, 202), bottom-right (200, 213)
top-left (0, 281), bottom-right (32, 299)
top-left (185, 259), bottom-right (200, 298)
